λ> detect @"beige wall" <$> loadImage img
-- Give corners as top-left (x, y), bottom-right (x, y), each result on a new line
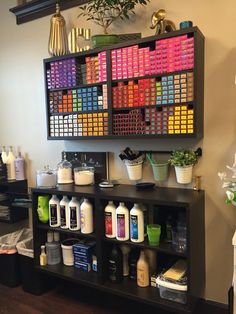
top-left (0, 0), bottom-right (235, 304)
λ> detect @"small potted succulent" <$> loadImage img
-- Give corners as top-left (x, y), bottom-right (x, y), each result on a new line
top-left (78, 0), bottom-right (149, 48)
top-left (169, 149), bottom-right (198, 184)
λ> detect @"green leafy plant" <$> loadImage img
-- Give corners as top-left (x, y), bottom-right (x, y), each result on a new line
top-left (78, 0), bottom-right (149, 35)
top-left (168, 149), bottom-right (198, 167)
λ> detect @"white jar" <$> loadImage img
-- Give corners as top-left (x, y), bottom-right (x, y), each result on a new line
top-left (130, 203), bottom-right (144, 243)
top-left (116, 202), bottom-right (129, 241)
top-left (74, 167), bottom-right (94, 185)
top-left (69, 196), bottom-right (80, 231)
top-left (104, 201), bottom-right (116, 238)
top-left (80, 198), bottom-right (93, 234)
top-left (60, 195), bottom-right (69, 229)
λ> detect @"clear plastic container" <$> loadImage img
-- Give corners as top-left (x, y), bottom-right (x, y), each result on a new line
top-left (156, 277), bottom-right (187, 304)
top-left (74, 166), bottom-right (94, 185)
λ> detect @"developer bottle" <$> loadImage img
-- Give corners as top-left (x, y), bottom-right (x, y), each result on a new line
top-left (105, 201), bottom-right (116, 238)
top-left (6, 146), bottom-right (16, 180)
top-left (108, 245), bottom-right (123, 283)
top-left (137, 250), bottom-right (149, 287)
top-left (45, 231), bottom-right (61, 265)
top-left (60, 195), bottom-right (69, 229)
top-left (130, 203), bottom-right (144, 243)
top-left (15, 152), bottom-right (25, 180)
top-left (69, 196), bottom-right (80, 231)
top-left (49, 194), bottom-right (61, 227)
top-left (80, 198), bottom-right (93, 234)
top-left (116, 202), bottom-right (129, 241)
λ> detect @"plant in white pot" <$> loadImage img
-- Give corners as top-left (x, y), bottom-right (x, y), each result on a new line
top-left (169, 149), bottom-right (198, 184)
top-left (78, 0), bottom-right (149, 48)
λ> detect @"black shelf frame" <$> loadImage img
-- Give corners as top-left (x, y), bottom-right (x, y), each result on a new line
top-left (43, 27), bottom-right (204, 141)
top-left (32, 184), bottom-right (205, 313)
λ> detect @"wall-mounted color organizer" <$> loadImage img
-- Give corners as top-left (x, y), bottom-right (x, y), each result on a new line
top-left (44, 27), bottom-right (204, 140)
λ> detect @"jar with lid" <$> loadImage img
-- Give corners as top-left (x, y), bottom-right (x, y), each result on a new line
top-left (74, 166), bottom-right (94, 185)
top-left (36, 166), bottom-right (57, 188)
top-left (57, 152), bottom-right (73, 184)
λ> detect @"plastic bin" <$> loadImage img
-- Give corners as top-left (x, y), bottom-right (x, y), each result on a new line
top-left (16, 237), bottom-right (50, 295)
top-left (0, 228), bottom-right (32, 287)
top-left (156, 277), bottom-right (187, 304)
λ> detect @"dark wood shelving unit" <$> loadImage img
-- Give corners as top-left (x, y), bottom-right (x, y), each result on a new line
top-left (43, 27), bottom-right (204, 140)
top-left (32, 184), bottom-right (205, 313)
top-left (0, 180), bottom-right (29, 223)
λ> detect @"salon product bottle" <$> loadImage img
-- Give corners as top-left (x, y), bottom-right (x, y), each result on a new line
top-left (6, 146), bottom-right (15, 180)
top-left (129, 248), bottom-right (139, 280)
top-left (108, 245), bottom-right (123, 283)
top-left (80, 198), bottom-right (93, 234)
top-left (166, 215), bottom-right (173, 242)
top-left (130, 203), bottom-right (144, 243)
top-left (137, 250), bottom-right (149, 287)
top-left (139, 203), bottom-right (148, 237)
top-left (105, 201), bottom-right (116, 238)
top-left (45, 231), bottom-right (61, 265)
top-left (49, 195), bottom-right (60, 227)
top-left (14, 152), bottom-right (25, 180)
top-left (60, 195), bottom-right (69, 229)
top-left (120, 244), bottom-right (130, 276)
top-left (40, 245), bottom-right (47, 266)
top-left (69, 196), bottom-right (80, 231)
top-left (116, 202), bottom-right (129, 241)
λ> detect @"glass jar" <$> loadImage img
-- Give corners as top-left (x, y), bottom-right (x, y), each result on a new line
top-left (57, 152), bottom-right (73, 184)
top-left (74, 166), bottom-right (94, 185)
top-left (36, 166), bottom-right (57, 188)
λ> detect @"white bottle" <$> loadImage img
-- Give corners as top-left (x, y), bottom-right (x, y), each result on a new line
top-left (130, 203), bottom-right (144, 243)
top-left (69, 196), bottom-right (80, 231)
top-left (15, 152), bottom-right (25, 180)
top-left (116, 202), bottom-right (129, 241)
top-left (6, 146), bottom-right (16, 180)
top-left (105, 201), bottom-right (116, 238)
top-left (80, 198), bottom-right (93, 234)
top-left (49, 195), bottom-right (61, 227)
top-left (137, 250), bottom-right (149, 287)
top-left (60, 195), bottom-right (69, 229)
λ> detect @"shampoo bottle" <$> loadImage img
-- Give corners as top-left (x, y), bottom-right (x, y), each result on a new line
top-left (80, 198), bottom-right (93, 234)
top-left (14, 152), bottom-right (25, 180)
top-left (137, 250), bottom-right (149, 287)
top-left (49, 194), bottom-right (60, 227)
top-left (130, 203), bottom-right (144, 243)
top-left (108, 245), bottom-right (123, 283)
top-left (116, 202), bottom-right (129, 241)
top-left (129, 248), bottom-right (140, 280)
top-left (69, 196), bottom-right (80, 231)
top-left (105, 201), bottom-right (116, 238)
top-left (60, 195), bottom-right (69, 229)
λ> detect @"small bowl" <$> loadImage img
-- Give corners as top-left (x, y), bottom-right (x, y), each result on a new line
top-left (135, 182), bottom-right (155, 190)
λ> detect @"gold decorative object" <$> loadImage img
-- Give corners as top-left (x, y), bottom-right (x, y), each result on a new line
top-left (48, 3), bottom-right (68, 56)
top-left (68, 28), bottom-right (91, 53)
top-left (150, 9), bottom-right (176, 35)
top-left (193, 176), bottom-right (201, 191)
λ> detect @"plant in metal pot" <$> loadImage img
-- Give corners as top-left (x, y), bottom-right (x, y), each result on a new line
top-left (78, 0), bottom-right (149, 47)
top-left (168, 149), bottom-right (198, 184)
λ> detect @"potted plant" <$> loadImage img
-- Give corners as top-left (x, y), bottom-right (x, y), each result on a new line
top-left (169, 149), bottom-right (198, 184)
top-left (78, 0), bottom-right (149, 48)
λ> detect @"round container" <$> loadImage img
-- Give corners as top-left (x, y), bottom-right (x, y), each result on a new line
top-left (125, 161), bottom-right (143, 181)
top-left (57, 157), bottom-right (73, 184)
top-left (74, 166), bottom-right (94, 185)
top-left (174, 165), bottom-right (193, 184)
top-left (61, 238), bottom-right (79, 266)
top-left (36, 167), bottom-right (57, 188)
